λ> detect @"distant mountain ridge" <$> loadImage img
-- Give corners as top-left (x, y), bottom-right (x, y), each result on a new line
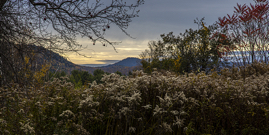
top-left (81, 57), bottom-right (141, 68)
top-left (106, 57), bottom-right (141, 67)
top-left (81, 64), bottom-right (110, 67)
top-left (29, 45), bottom-right (142, 75)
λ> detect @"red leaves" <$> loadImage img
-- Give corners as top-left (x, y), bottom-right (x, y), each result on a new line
top-left (230, 2), bottom-right (269, 24)
top-left (217, 1), bottom-right (269, 49)
top-left (212, 32), bottom-right (236, 59)
top-left (256, 0), bottom-right (266, 3)
top-left (217, 51), bottom-right (222, 58)
top-left (218, 17), bottom-right (228, 27)
top-left (221, 34), bottom-right (226, 38)
top-left (234, 3), bottom-right (247, 14)
top-left (217, 14), bottom-right (238, 28)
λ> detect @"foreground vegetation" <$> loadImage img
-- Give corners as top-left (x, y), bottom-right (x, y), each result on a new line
top-left (1, 0), bottom-right (269, 134)
top-left (1, 61), bottom-right (269, 134)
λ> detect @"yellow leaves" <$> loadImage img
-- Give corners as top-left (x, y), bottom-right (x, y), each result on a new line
top-left (173, 49), bottom-right (182, 71)
top-left (174, 56), bottom-right (181, 69)
top-left (248, 111), bottom-right (256, 117)
top-left (202, 22), bottom-right (209, 33)
top-left (24, 56), bottom-right (30, 65)
top-left (33, 64), bottom-right (50, 83)
top-left (22, 55), bottom-right (50, 84)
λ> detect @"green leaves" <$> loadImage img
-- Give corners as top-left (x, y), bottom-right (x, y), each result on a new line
top-left (140, 18), bottom-right (221, 75)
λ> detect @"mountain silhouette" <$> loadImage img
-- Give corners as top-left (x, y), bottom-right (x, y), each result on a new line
top-left (105, 57), bottom-right (141, 67)
top-left (29, 45), bottom-right (142, 75)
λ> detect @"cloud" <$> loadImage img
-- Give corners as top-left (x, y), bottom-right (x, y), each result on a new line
top-left (68, 0), bottom-right (255, 64)
top-left (117, 48), bottom-right (144, 51)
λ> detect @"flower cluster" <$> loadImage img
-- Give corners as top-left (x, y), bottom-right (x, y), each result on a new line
top-left (1, 61), bottom-right (269, 134)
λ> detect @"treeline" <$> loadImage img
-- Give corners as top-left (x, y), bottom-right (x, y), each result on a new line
top-left (139, 18), bottom-right (234, 75)
top-left (46, 69), bottom-right (128, 88)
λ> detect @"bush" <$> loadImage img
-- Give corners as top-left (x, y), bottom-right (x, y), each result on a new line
top-left (1, 61), bottom-right (269, 134)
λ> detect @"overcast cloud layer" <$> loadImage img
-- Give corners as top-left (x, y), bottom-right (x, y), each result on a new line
top-left (67, 0), bottom-right (255, 65)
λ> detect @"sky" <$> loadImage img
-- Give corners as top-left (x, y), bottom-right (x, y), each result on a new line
top-left (66, 0), bottom-right (255, 65)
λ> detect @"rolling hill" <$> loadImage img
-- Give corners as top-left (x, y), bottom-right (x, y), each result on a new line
top-left (80, 57), bottom-right (142, 74)
top-left (31, 45), bottom-right (142, 75)
top-left (110, 57), bottom-right (141, 67)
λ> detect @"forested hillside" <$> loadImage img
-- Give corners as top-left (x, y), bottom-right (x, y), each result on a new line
top-left (30, 45), bottom-right (141, 75)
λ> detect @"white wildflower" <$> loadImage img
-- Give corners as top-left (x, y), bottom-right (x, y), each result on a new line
top-left (137, 117), bottom-right (142, 121)
top-left (173, 116), bottom-right (184, 128)
top-left (142, 104), bottom-right (152, 110)
top-left (51, 117), bottom-right (57, 121)
top-left (126, 91), bottom-right (141, 105)
top-left (247, 100), bottom-right (251, 105)
top-left (20, 122), bottom-right (35, 134)
top-left (0, 119), bottom-right (7, 126)
top-left (180, 110), bottom-right (187, 116)
top-left (118, 107), bottom-right (130, 116)
top-left (91, 81), bottom-right (97, 87)
top-left (160, 122), bottom-right (172, 132)
top-left (47, 102), bottom-right (54, 106)
top-left (170, 110), bottom-right (179, 115)
top-left (79, 95), bottom-right (99, 108)
top-left (188, 97), bottom-right (199, 106)
top-left (164, 93), bottom-right (172, 106)
top-left (184, 127), bottom-right (188, 132)
top-left (115, 95), bottom-right (126, 103)
top-left (158, 93), bottom-right (172, 107)
top-left (35, 101), bottom-right (41, 106)
top-left (129, 127), bottom-right (136, 133)
top-left (177, 91), bottom-right (187, 102)
top-left (17, 109), bottom-right (24, 114)
top-left (153, 105), bottom-right (162, 116)
top-left (59, 110), bottom-right (75, 119)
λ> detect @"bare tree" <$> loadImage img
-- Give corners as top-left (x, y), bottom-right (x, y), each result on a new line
top-left (0, 0), bottom-right (144, 86)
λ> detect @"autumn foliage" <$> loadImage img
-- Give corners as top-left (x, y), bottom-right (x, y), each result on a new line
top-left (1, 61), bottom-right (269, 134)
top-left (140, 18), bottom-right (225, 75)
top-left (1, 0), bottom-right (269, 134)
top-left (215, 0), bottom-right (269, 66)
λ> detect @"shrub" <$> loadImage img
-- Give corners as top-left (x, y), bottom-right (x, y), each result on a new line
top-left (1, 61), bottom-right (269, 134)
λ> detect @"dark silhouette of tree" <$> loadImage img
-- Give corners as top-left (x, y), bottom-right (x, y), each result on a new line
top-left (69, 69), bottom-right (93, 88)
top-left (0, 0), bottom-right (144, 86)
top-left (115, 71), bottom-right (122, 76)
top-left (47, 70), bottom-right (67, 81)
top-left (93, 69), bottom-right (107, 84)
